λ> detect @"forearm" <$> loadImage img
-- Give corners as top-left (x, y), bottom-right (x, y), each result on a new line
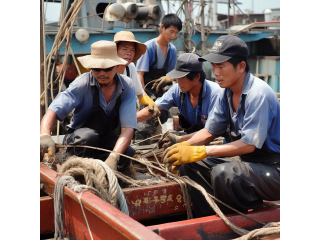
top-left (40, 110), bottom-right (57, 134)
top-left (113, 127), bottom-right (134, 154)
top-left (187, 128), bottom-right (217, 146)
top-left (205, 139), bottom-right (255, 157)
top-left (137, 107), bottom-right (153, 122)
top-left (179, 132), bottom-right (197, 142)
top-left (137, 91), bottom-right (147, 101)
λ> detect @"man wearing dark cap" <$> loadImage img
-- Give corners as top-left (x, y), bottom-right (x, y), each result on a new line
top-left (137, 53), bottom-right (221, 148)
top-left (163, 35), bottom-right (280, 217)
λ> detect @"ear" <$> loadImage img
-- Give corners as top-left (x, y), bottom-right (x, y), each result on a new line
top-left (195, 73), bottom-right (201, 82)
top-left (238, 61), bottom-right (246, 73)
top-left (160, 24), bottom-right (165, 32)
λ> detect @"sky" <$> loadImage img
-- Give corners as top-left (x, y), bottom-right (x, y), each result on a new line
top-left (217, 0), bottom-right (280, 14)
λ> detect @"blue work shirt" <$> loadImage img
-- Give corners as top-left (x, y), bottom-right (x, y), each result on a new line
top-left (205, 72), bottom-right (280, 153)
top-left (49, 71), bottom-right (137, 130)
top-left (155, 80), bottom-right (221, 126)
top-left (136, 38), bottom-right (177, 73)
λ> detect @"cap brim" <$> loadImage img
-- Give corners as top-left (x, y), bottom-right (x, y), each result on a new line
top-left (166, 69), bottom-right (189, 79)
top-left (198, 53), bottom-right (231, 63)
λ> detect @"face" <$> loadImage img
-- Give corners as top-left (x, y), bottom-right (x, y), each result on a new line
top-left (91, 66), bottom-right (119, 85)
top-left (211, 61), bottom-right (245, 88)
top-left (175, 74), bottom-right (200, 92)
top-left (161, 25), bottom-right (179, 43)
top-left (117, 41), bottom-right (136, 65)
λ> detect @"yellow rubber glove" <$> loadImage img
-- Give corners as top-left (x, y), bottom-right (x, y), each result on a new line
top-left (163, 145), bottom-right (207, 166)
top-left (140, 95), bottom-right (161, 118)
top-left (151, 76), bottom-right (172, 94)
top-left (163, 141), bottom-right (191, 157)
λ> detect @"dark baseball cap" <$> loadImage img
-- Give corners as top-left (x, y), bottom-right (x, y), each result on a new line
top-left (167, 53), bottom-right (203, 79)
top-left (199, 35), bottom-right (248, 63)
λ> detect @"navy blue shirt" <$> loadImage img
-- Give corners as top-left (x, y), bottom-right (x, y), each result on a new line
top-left (49, 71), bottom-right (137, 130)
top-left (155, 80), bottom-right (221, 126)
top-left (205, 72), bottom-right (280, 153)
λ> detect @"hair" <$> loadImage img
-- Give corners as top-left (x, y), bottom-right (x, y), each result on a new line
top-left (162, 14), bottom-right (182, 31)
top-left (227, 57), bottom-right (250, 72)
top-left (116, 41), bottom-right (136, 50)
top-left (186, 70), bottom-right (206, 83)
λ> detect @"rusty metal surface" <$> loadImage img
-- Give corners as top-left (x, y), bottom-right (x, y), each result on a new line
top-left (123, 183), bottom-right (192, 220)
top-left (147, 205), bottom-right (280, 240)
top-left (40, 196), bottom-right (55, 235)
top-left (40, 163), bottom-right (164, 240)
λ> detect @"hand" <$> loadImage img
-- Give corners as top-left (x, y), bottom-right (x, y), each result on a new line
top-left (158, 133), bottom-right (181, 150)
top-left (105, 152), bottom-right (120, 170)
top-left (163, 141), bottom-right (191, 157)
top-left (151, 76), bottom-right (172, 94)
top-left (140, 95), bottom-right (161, 118)
top-left (40, 134), bottom-right (56, 161)
top-left (163, 145), bottom-right (207, 166)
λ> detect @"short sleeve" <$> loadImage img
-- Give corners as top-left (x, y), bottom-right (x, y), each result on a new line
top-left (129, 63), bottom-right (143, 96)
top-left (168, 45), bottom-right (177, 72)
top-left (136, 49), bottom-right (150, 72)
top-left (48, 82), bottom-right (82, 121)
top-left (240, 94), bottom-right (271, 149)
top-left (155, 85), bottom-right (179, 110)
top-left (119, 86), bottom-right (137, 129)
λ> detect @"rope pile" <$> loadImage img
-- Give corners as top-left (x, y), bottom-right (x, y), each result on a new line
top-left (232, 222), bottom-right (280, 240)
top-left (54, 156), bottom-right (129, 239)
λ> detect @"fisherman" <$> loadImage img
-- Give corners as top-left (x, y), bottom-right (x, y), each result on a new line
top-left (40, 41), bottom-right (137, 175)
top-left (136, 13), bottom-right (182, 126)
top-left (137, 53), bottom-right (221, 148)
top-left (114, 31), bottom-right (160, 119)
top-left (163, 35), bottom-right (280, 217)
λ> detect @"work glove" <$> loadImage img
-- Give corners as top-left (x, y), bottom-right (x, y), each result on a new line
top-left (40, 133), bottom-right (56, 161)
top-left (105, 152), bottom-right (120, 170)
top-left (140, 95), bottom-right (161, 118)
top-left (163, 145), bottom-right (207, 167)
top-left (151, 76), bottom-right (172, 94)
top-left (158, 133), bottom-right (182, 150)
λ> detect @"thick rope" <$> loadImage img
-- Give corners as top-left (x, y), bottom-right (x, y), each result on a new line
top-left (232, 222), bottom-right (280, 240)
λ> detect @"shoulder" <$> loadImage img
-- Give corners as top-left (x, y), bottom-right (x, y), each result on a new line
top-left (248, 76), bottom-right (278, 102)
top-left (69, 72), bottom-right (91, 89)
top-left (145, 39), bottom-right (156, 48)
top-left (128, 62), bottom-right (137, 71)
top-left (205, 80), bottom-right (221, 94)
top-left (118, 73), bottom-right (134, 89)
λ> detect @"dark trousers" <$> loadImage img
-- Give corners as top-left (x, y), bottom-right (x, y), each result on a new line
top-left (62, 128), bottom-right (135, 172)
top-left (179, 157), bottom-right (280, 218)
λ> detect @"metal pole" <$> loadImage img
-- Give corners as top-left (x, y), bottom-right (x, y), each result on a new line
top-left (212, 0), bottom-right (217, 30)
top-left (200, 0), bottom-right (205, 56)
top-left (227, 0), bottom-right (230, 28)
top-left (184, 0), bottom-right (191, 50)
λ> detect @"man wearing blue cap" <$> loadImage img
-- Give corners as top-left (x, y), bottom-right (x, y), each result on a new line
top-left (163, 35), bottom-right (280, 217)
top-left (137, 53), bottom-right (221, 148)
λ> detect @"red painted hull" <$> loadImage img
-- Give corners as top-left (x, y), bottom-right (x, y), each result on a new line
top-left (40, 163), bottom-right (280, 239)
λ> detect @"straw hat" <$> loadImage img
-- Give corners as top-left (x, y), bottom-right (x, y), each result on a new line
top-left (114, 31), bottom-right (147, 62)
top-left (77, 41), bottom-right (127, 69)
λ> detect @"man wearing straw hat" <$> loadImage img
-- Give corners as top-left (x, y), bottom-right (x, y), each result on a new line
top-left (114, 31), bottom-right (160, 118)
top-left (40, 41), bottom-right (137, 176)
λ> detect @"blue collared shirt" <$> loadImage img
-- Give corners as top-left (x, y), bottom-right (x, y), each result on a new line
top-left (136, 38), bottom-right (177, 73)
top-left (205, 72), bottom-right (280, 153)
top-left (48, 71), bottom-right (137, 130)
top-left (155, 80), bottom-right (221, 126)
